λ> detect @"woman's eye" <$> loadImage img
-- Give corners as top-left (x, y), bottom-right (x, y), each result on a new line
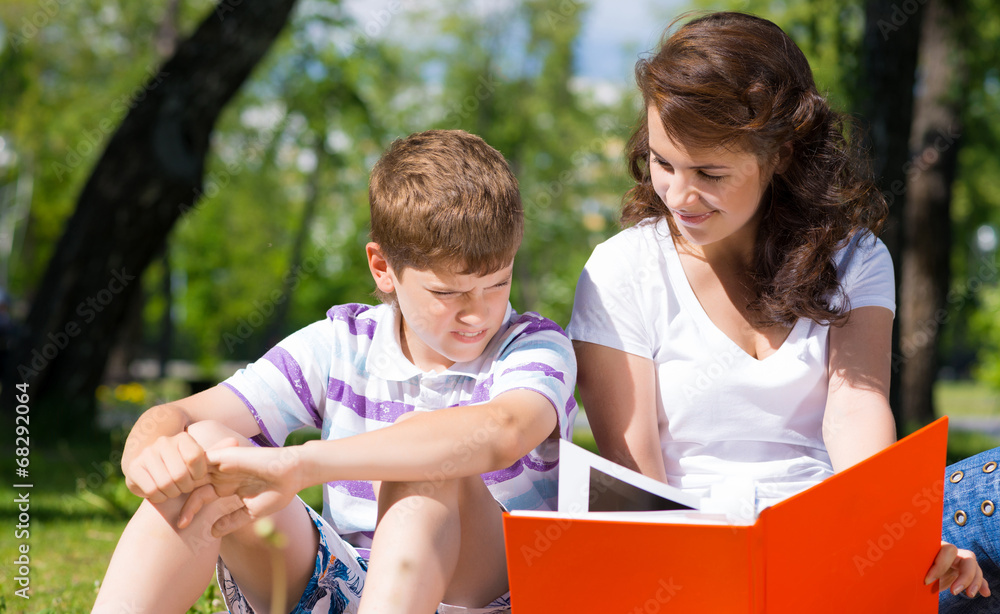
top-left (699, 172), bottom-right (725, 182)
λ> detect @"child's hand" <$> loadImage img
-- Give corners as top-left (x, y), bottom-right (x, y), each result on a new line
top-left (925, 541), bottom-right (991, 598)
top-left (123, 431), bottom-right (212, 503)
top-left (201, 445), bottom-right (305, 536)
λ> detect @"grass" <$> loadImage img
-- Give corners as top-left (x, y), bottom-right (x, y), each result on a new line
top-left (936, 379), bottom-right (1000, 417)
top-left (3, 379), bottom-right (998, 612)
top-left (571, 427), bottom-right (598, 454)
top-left (0, 517), bottom-right (222, 614)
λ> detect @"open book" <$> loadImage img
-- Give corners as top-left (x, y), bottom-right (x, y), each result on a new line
top-left (544, 438), bottom-right (762, 524)
top-left (503, 417), bottom-right (949, 614)
top-left (556, 437), bottom-right (700, 515)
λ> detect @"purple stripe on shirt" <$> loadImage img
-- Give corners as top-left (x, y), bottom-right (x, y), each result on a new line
top-left (523, 453), bottom-right (558, 472)
top-left (501, 452), bottom-right (559, 476)
top-left (327, 303), bottom-right (377, 339)
top-left (469, 374), bottom-right (494, 404)
top-left (327, 378), bottom-right (414, 422)
top-left (513, 314), bottom-right (568, 337)
top-left (250, 434), bottom-right (272, 448)
top-left (264, 346), bottom-right (322, 428)
top-left (482, 459), bottom-right (524, 485)
top-left (328, 479), bottom-right (375, 500)
top-left (221, 382), bottom-right (278, 447)
top-left (501, 362), bottom-right (566, 384)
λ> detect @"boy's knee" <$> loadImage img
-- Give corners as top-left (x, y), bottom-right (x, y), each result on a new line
top-left (378, 474), bottom-right (457, 509)
top-left (144, 488), bottom-right (245, 539)
top-left (379, 476), bottom-right (448, 501)
top-left (379, 472), bottom-right (482, 509)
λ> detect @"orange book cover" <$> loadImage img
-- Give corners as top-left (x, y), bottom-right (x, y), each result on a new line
top-left (502, 417), bottom-right (948, 613)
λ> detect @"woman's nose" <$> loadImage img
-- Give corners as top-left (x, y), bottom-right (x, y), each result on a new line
top-left (665, 177), bottom-right (698, 210)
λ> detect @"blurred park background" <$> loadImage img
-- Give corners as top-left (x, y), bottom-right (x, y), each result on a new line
top-left (1, 0), bottom-right (999, 610)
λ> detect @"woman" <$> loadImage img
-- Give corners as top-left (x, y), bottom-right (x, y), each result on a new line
top-left (568, 11), bottom-right (987, 602)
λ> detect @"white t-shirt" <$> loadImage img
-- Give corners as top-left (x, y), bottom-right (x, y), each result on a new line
top-left (568, 219), bottom-right (895, 508)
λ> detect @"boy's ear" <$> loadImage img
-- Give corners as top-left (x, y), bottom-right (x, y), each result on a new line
top-left (366, 242), bottom-right (396, 294)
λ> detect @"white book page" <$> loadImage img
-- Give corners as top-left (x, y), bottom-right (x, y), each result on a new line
top-left (556, 439), bottom-right (702, 515)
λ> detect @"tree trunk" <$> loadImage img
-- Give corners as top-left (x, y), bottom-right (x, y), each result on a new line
top-left (899, 0), bottom-right (965, 427)
top-left (158, 249), bottom-right (173, 380)
top-left (858, 0), bottom-right (926, 428)
top-left (1, 0), bottom-right (299, 435)
top-left (156, 0), bottom-right (180, 381)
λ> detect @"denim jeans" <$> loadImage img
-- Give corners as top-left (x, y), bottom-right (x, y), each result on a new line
top-left (940, 449), bottom-right (1000, 613)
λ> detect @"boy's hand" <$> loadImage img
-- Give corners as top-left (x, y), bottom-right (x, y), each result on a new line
top-left (925, 541), bottom-right (991, 598)
top-left (202, 445), bottom-right (305, 536)
top-left (124, 431), bottom-right (212, 503)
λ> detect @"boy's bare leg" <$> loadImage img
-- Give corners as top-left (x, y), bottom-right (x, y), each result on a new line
top-left (93, 421), bottom-right (319, 614)
top-left (358, 473), bottom-right (508, 614)
top-left (92, 491), bottom-right (237, 613)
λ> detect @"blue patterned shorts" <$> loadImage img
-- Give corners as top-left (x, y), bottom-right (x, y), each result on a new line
top-left (217, 499), bottom-right (511, 614)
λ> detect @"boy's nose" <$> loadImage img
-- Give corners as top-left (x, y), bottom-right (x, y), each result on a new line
top-left (458, 292), bottom-right (489, 324)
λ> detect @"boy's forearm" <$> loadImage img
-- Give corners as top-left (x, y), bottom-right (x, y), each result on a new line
top-left (299, 408), bottom-right (509, 486)
top-left (297, 394), bottom-right (553, 487)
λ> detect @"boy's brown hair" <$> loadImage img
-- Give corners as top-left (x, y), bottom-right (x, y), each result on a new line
top-left (369, 130), bottom-right (523, 298)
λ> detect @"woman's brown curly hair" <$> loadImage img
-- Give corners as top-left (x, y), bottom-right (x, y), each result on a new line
top-left (623, 11), bottom-right (888, 326)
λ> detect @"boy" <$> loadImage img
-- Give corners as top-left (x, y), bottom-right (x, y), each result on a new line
top-left (93, 130), bottom-right (577, 614)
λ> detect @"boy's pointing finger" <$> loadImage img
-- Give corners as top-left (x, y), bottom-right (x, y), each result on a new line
top-left (205, 438), bottom-right (242, 468)
top-left (211, 506), bottom-right (253, 538)
top-left (177, 483), bottom-right (218, 529)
